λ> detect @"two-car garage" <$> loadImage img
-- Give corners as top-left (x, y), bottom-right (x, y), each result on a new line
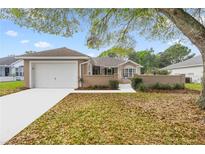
top-left (30, 61), bottom-right (78, 88)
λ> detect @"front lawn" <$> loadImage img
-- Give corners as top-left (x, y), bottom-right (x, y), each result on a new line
top-left (0, 81), bottom-right (25, 96)
top-left (185, 83), bottom-right (202, 91)
top-left (7, 93), bottom-right (205, 144)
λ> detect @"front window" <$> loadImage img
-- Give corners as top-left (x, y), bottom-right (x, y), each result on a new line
top-left (104, 68), bottom-right (116, 75)
top-left (92, 66), bottom-right (117, 75)
top-left (92, 66), bottom-right (101, 75)
top-left (123, 68), bottom-right (136, 78)
top-left (5, 67), bottom-right (10, 76)
top-left (19, 66), bottom-right (24, 76)
top-left (16, 68), bottom-right (19, 76)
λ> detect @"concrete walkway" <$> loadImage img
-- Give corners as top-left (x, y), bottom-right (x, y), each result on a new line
top-left (119, 84), bottom-right (136, 92)
top-left (0, 89), bottom-right (73, 144)
top-left (73, 84), bottom-right (135, 93)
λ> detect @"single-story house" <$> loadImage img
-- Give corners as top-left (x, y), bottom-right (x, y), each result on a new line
top-left (162, 55), bottom-right (203, 83)
top-left (0, 56), bottom-right (24, 82)
top-left (16, 47), bottom-right (142, 88)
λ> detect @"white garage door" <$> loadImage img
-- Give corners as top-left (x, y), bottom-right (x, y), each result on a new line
top-left (32, 61), bottom-right (78, 88)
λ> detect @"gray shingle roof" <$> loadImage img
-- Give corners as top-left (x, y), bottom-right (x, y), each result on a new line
top-left (163, 55), bottom-right (202, 70)
top-left (0, 56), bottom-right (17, 66)
top-left (90, 57), bottom-right (127, 67)
top-left (17, 47), bottom-right (89, 57)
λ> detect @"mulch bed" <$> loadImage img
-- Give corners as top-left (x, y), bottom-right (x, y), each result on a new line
top-left (145, 89), bottom-right (200, 94)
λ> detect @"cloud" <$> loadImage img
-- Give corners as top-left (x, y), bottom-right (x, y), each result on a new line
top-left (167, 39), bottom-right (185, 46)
top-left (20, 40), bottom-right (29, 44)
top-left (5, 30), bottom-right (18, 37)
top-left (34, 41), bottom-right (51, 48)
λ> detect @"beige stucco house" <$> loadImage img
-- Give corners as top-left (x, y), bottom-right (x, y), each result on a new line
top-left (16, 47), bottom-right (142, 88)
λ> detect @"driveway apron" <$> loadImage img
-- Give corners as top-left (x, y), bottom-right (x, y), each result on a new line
top-left (0, 88), bottom-right (72, 144)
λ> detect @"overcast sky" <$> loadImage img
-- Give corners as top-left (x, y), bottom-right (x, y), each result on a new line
top-left (0, 19), bottom-right (201, 58)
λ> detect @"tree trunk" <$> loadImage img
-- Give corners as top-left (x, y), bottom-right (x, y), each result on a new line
top-left (158, 8), bottom-right (205, 109)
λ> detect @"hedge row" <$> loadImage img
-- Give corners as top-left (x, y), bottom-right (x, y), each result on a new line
top-left (131, 77), bottom-right (184, 92)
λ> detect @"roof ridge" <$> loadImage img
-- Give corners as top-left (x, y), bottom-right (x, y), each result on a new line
top-left (17, 47), bottom-right (89, 57)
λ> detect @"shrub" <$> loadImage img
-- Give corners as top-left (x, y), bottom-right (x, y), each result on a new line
top-left (173, 83), bottom-right (185, 89)
top-left (109, 80), bottom-right (119, 90)
top-left (151, 82), bottom-right (161, 89)
top-left (93, 85), bottom-right (98, 89)
top-left (159, 84), bottom-right (173, 90)
top-left (138, 83), bottom-right (148, 92)
top-left (131, 77), bottom-right (143, 89)
top-left (152, 69), bottom-right (170, 75)
top-left (86, 85), bottom-right (109, 90)
top-left (79, 78), bottom-right (84, 83)
top-left (150, 83), bottom-right (184, 90)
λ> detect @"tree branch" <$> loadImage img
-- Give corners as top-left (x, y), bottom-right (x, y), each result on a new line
top-left (117, 15), bottom-right (135, 43)
top-left (158, 9), bottom-right (205, 53)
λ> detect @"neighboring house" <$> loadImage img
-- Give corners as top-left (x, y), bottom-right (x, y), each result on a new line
top-left (162, 55), bottom-right (203, 83)
top-left (0, 56), bottom-right (24, 82)
top-left (16, 47), bottom-right (142, 88)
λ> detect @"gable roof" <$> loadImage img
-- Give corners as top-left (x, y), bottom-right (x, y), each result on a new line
top-left (163, 55), bottom-right (202, 70)
top-left (0, 56), bottom-right (18, 66)
top-left (90, 57), bottom-right (141, 67)
top-left (16, 47), bottom-right (89, 59)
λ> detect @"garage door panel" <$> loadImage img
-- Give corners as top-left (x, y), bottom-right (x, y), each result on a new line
top-left (32, 62), bottom-right (78, 88)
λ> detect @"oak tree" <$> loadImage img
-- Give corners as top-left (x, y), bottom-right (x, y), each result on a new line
top-left (1, 8), bottom-right (205, 108)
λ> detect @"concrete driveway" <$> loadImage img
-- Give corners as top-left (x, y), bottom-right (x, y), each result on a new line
top-left (0, 88), bottom-right (73, 144)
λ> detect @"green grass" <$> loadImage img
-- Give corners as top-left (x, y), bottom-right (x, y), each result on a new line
top-left (0, 81), bottom-right (25, 96)
top-left (7, 93), bottom-right (205, 145)
top-left (185, 83), bottom-right (202, 91)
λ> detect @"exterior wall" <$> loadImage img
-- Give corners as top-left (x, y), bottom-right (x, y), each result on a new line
top-left (0, 66), bottom-right (6, 76)
top-left (80, 61), bottom-right (142, 86)
top-left (24, 59), bottom-right (88, 88)
top-left (78, 59), bottom-right (88, 87)
top-left (168, 66), bottom-right (203, 83)
top-left (118, 62), bottom-right (141, 84)
top-left (135, 74), bottom-right (185, 85)
top-left (81, 63), bottom-right (88, 75)
top-left (82, 74), bottom-right (118, 87)
top-left (81, 63), bottom-right (118, 87)
top-left (24, 60), bottom-right (30, 87)
top-left (10, 60), bottom-right (24, 81)
top-left (118, 62), bottom-right (141, 79)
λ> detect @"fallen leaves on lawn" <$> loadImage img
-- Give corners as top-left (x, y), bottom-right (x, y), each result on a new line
top-left (6, 92), bottom-right (205, 145)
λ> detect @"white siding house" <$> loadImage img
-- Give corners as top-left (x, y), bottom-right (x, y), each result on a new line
top-left (0, 56), bottom-right (24, 82)
top-left (10, 60), bottom-right (24, 81)
top-left (162, 55), bottom-right (203, 83)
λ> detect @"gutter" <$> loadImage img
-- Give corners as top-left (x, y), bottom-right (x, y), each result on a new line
top-left (163, 64), bottom-right (203, 70)
top-left (15, 56), bottom-right (90, 60)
